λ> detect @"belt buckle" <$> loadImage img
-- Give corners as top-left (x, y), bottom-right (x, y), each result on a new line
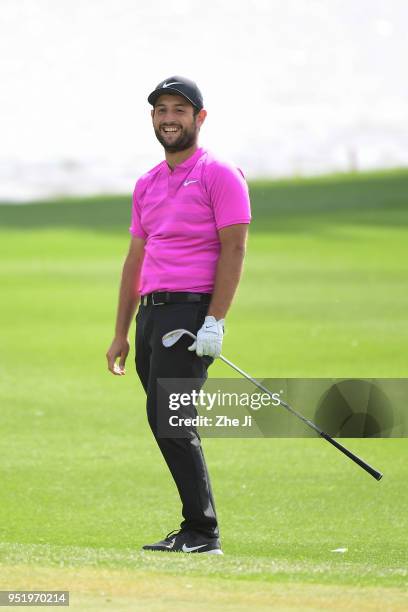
top-left (152, 293), bottom-right (165, 306)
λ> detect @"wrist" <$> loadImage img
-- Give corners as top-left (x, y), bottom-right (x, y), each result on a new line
top-left (206, 312), bottom-right (226, 322)
top-left (114, 331), bottom-right (129, 341)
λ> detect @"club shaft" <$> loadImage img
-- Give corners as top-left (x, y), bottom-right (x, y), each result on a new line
top-left (219, 355), bottom-right (383, 481)
top-left (220, 355), bottom-right (322, 434)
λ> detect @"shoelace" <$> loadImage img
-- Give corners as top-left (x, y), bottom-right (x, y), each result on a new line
top-left (165, 529), bottom-right (182, 541)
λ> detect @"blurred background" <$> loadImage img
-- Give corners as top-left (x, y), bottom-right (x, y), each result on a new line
top-left (1, 0), bottom-right (408, 201)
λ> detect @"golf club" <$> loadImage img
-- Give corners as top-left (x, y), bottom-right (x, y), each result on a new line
top-left (162, 328), bottom-right (383, 481)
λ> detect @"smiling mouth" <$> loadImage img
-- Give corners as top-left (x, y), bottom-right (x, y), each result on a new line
top-left (161, 126), bottom-right (181, 134)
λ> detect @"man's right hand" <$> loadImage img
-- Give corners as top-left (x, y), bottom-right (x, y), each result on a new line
top-left (106, 336), bottom-right (130, 376)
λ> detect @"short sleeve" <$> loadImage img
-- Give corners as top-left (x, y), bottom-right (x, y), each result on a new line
top-left (206, 161), bottom-right (251, 230)
top-left (129, 180), bottom-right (147, 239)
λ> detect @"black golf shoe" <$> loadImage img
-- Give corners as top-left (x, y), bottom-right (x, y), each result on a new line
top-left (142, 529), bottom-right (223, 555)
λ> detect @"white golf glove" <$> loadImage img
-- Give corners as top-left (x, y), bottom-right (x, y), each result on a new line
top-left (188, 316), bottom-right (225, 359)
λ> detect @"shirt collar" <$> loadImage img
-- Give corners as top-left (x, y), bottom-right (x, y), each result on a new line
top-left (163, 147), bottom-right (204, 172)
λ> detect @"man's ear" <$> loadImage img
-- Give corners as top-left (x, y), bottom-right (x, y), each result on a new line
top-left (196, 108), bottom-right (207, 128)
top-left (151, 108), bottom-right (155, 120)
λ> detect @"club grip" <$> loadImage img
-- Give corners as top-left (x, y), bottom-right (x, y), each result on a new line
top-left (320, 432), bottom-right (383, 481)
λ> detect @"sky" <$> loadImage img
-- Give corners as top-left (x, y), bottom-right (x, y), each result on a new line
top-left (1, 0), bottom-right (407, 199)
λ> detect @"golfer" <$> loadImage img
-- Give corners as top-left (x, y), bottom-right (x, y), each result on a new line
top-left (106, 76), bottom-right (251, 555)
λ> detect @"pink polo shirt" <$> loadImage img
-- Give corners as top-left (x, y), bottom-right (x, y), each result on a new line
top-left (129, 147), bottom-right (251, 294)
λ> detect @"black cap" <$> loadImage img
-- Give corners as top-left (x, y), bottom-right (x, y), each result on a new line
top-left (148, 76), bottom-right (204, 110)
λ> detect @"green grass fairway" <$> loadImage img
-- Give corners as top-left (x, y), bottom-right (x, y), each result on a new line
top-left (1, 168), bottom-right (408, 610)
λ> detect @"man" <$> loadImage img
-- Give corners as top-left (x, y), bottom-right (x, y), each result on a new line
top-left (106, 76), bottom-right (251, 555)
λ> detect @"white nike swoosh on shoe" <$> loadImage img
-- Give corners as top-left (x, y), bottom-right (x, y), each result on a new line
top-left (181, 543), bottom-right (208, 552)
top-left (183, 179), bottom-right (199, 186)
top-left (162, 81), bottom-right (184, 88)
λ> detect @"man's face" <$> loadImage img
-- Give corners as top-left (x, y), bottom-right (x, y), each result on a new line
top-left (151, 94), bottom-right (206, 153)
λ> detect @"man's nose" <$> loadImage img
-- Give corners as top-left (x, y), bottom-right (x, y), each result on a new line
top-left (161, 112), bottom-right (179, 122)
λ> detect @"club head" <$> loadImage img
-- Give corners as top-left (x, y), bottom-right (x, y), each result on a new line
top-left (162, 328), bottom-right (196, 348)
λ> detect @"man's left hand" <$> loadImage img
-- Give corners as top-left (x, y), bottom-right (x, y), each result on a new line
top-left (188, 316), bottom-right (224, 358)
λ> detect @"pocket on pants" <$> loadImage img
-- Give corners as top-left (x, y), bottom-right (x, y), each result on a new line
top-left (135, 303), bottom-right (143, 320)
top-left (195, 302), bottom-right (210, 331)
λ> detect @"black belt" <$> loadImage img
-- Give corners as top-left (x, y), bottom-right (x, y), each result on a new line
top-left (140, 291), bottom-right (212, 306)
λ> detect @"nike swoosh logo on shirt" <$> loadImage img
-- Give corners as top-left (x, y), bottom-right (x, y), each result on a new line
top-left (162, 81), bottom-right (184, 88)
top-left (182, 543), bottom-right (208, 552)
top-left (183, 179), bottom-right (199, 186)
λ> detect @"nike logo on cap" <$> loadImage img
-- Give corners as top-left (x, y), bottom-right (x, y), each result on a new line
top-left (182, 543), bottom-right (208, 552)
top-left (162, 81), bottom-right (184, 88)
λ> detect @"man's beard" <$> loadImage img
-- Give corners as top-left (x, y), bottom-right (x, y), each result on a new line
top-left (154, 121), bottom-right (197, 153)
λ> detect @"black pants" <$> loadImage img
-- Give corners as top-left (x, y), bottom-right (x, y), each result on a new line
top-left (135, 299), bottom-right (219, 538)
